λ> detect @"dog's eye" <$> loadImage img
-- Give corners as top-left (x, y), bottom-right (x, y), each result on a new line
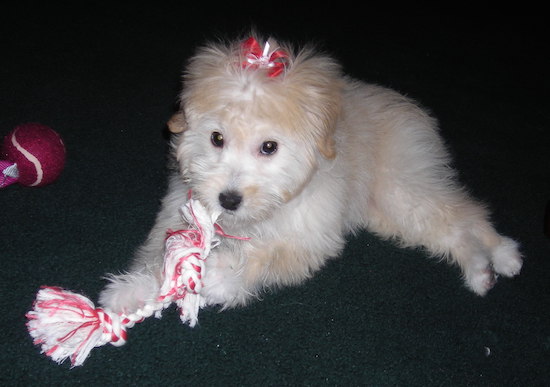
top-left (260, 141), bottom-right (278, 155)
top-left (211, 132), bottom-right (224, 148)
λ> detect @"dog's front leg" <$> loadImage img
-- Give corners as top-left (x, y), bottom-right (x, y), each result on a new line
top-left (200, 246), bottom-right (251, 308)
top-left (98, 269), bottom-right (162, 315)
top-left (200, 240), bottom-right (334, 309)
top-left (98, 233), bottom-right (169, 314)
top-left (98, 174), bottom-right (189, 314)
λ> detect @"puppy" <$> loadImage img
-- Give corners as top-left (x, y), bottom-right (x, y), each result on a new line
top-left (99, 34), bottom-right (522, 315)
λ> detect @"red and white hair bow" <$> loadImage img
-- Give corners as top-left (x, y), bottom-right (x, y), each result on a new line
top-left (242, 37), bottom-right (289, 77)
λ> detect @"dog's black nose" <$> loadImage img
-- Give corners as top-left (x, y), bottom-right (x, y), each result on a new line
top-left (219, 191), bottom-right (242, 211)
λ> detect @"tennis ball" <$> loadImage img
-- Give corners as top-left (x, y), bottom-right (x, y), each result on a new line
top-left (1, 123), bottom-right (66, 187)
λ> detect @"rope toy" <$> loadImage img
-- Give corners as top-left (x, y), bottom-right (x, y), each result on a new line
top-left (26, 198), bottom-right (244, 367)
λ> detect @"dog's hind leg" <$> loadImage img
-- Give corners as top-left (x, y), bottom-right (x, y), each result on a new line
top-left (366, 168), bottom-right (522, 296)
top-left (419, 197), bottom-right (522, 295)
top-left (369, 183), bottom-right (522, 295)
top-left (358, 98), bottom-right (523, 295)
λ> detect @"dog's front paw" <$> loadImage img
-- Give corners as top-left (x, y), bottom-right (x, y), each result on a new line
top-left (98, 272), bottom-right (160, 314)
top-left (201, 252), bottom-right (250, 308)
top-left (491, 237), bottom-right (523, 277)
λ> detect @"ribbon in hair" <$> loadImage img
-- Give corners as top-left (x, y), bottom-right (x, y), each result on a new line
top-left (242, 37), bottom-right (289, 77)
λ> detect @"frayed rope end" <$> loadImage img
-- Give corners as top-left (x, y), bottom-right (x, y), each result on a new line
top-left (26, 286), bottom-right (119, 367)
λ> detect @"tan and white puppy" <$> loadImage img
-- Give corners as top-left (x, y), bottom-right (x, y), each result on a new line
top-left (99, 34), bottom-right (522, 314)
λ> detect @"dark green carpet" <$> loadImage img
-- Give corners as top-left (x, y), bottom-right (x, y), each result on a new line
top-left (2, 5), bottom-right (549, 386)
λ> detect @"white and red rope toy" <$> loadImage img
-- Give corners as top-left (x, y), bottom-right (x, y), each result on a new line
top-left (26, 198), bottom-right (241, 367)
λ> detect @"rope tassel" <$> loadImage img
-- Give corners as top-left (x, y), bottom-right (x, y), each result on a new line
top-left (26, 287), bottom-right (138, 366)
top-left (26, 198), bottom-right (244, 367)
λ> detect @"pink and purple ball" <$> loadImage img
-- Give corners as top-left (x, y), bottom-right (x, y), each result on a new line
top-left (1, 123), bottom-right (66, 187)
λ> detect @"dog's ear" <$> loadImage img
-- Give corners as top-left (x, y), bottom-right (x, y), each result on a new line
top-left (317, 134), bottom-right (336, 160)
top-left (313, 90), bottom-right (340, 160)
top-left (283, 48), bottom-right (342, 160)
top-left (167, 111), bottom-right (187, 134)
top-left (308, 80), bottom-right (340, 160)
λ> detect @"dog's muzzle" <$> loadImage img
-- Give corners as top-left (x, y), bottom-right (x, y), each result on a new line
top-left (219, 190), bottom-right (243, 211)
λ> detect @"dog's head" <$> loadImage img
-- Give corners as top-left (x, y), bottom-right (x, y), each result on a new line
top-left (170, 34), bottom-right (343, 224)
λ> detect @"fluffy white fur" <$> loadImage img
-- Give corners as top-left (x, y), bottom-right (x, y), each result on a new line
top-left (99, 34), bottom-right (522, 314)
